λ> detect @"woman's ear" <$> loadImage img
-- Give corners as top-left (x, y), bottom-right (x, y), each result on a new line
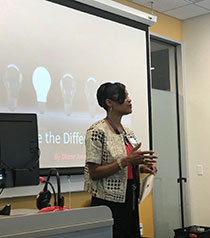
top-left (105, 99), bottom-right (112, 110)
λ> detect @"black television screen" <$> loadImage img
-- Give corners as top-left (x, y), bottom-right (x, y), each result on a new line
top-left (0, 113), bottom-right (39, 188)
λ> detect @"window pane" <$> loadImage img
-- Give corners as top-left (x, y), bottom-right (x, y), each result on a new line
top-left (151, 39), bottom-right (176, 92)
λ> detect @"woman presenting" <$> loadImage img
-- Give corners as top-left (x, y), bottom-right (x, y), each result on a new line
top-left (84, 82), bottom-right (157, 238)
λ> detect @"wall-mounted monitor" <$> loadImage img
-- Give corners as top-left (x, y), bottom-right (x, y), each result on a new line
top-left (0, 113), bottom-right (39, 188)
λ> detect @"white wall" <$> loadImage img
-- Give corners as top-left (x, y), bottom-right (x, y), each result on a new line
top-left (183, 13), bottom-right (210, 226)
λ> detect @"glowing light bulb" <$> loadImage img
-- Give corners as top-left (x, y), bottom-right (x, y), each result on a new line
top-left (3, 64), bottom-right (22, 111)
top-left (85, 77), bottom-right (97, 118)
top-left (32, 66), bottom-right (51, 114)
top-left (60, 73), bottom-right (76, 116)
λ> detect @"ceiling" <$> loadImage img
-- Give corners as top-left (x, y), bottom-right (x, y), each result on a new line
top-left (126, 0), bottom-right (210, 20)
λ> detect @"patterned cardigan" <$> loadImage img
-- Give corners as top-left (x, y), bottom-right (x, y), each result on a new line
top-left (84, 119), bottom-right (138, 203)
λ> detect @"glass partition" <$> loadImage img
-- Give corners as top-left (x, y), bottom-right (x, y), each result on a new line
top-left (150, 38), bottom-right (188, 237)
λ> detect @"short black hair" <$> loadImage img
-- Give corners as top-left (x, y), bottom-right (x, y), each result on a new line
top-left (97, 82), bottom-right (126, 111)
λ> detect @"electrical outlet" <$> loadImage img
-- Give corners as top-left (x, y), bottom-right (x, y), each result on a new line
top-left (196, 164), bottom-right (203, 176)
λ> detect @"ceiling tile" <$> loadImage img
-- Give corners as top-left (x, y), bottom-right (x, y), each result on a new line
top-left (184, 0), bottom-right (206, 3)
top-left (196, 0), bottom-right (210, 10)
top-left (129, 0), bottom-right (189, 12)
top-left (164, 3), bottom-right (210, 20)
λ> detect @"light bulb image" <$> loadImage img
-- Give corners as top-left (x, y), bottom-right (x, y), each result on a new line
top-left (60, 73), bottom-right (76, 116)
top-left (85, 77), bottom-right (97, 118)
top-left (32, 66), bottom-right (51, 114)
top-left (3, 64), bottom-right (22, 111)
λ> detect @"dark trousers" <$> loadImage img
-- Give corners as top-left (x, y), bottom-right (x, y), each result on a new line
top-left (91, 179), bottom-right (141, 238)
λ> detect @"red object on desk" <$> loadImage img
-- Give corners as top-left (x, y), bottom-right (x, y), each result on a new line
top-left (189, 234), bottom-right (198, 238)
top-left (38, 206), bottom-right (70, 213)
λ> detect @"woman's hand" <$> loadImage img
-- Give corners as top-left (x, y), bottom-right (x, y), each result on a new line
top-left (122, 143), bottom-right (158, 167)
top-left (140, 163), bottom-right (158, 175)
top-left (88, 143), bottom-right (157, 180)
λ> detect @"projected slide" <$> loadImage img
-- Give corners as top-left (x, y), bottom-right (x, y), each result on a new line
top-left (0, 0), bottom-right (149, 168)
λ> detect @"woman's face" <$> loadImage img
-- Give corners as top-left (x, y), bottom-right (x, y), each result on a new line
top-left (111, 89), bottom-right (132, 115)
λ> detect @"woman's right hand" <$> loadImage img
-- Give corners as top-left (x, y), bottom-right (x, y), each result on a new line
top-left (124, 143), bottom-right (158, 166)
top-left (88, 143), bottom-right (158, 180)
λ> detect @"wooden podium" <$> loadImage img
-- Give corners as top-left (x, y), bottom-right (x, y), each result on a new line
top-left (0, 206), bottom-right (113, 238)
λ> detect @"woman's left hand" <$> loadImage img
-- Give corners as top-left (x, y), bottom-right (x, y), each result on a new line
top-left (140, 163), bottom-right (157, 175)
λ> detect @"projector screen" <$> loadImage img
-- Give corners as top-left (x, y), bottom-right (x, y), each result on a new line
top-left (0, 0), bottom-right (150, 170)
